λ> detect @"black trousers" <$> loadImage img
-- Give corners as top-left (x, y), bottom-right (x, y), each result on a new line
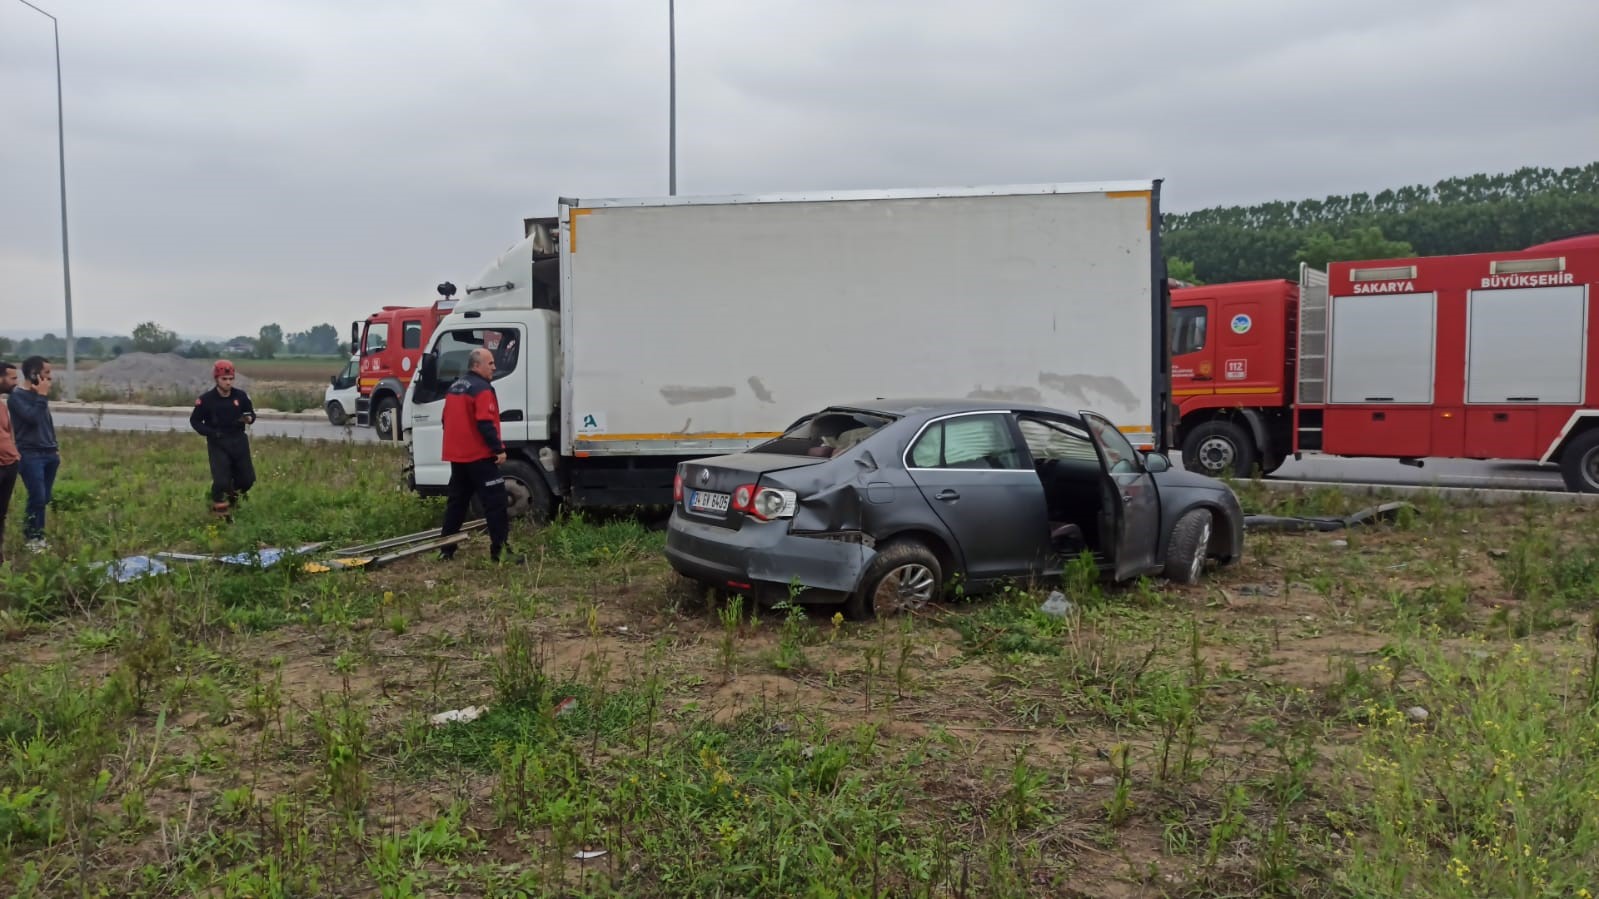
top-left (207, 433), bottom-right (256, 504)
top-left (0, 461), bottom-right (16, 564)
top-left (441, 458), bottom-right (509, 555)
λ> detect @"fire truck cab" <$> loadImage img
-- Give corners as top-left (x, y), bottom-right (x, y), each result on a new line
top-left (1173, 238), bottom-right (1599, 492)
top-left (352, 298), bottom-right (454, 440)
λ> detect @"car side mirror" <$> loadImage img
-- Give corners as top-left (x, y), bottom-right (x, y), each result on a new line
top-left (329, 375), bottom-right (338, 386)
top-left (1143, 452), bottom-right (1172, 473)
top-left (418, 353), bottom-right (438, 388)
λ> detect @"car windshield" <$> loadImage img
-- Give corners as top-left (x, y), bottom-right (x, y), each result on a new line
top-left (751, 409), bottom-right (896, 457)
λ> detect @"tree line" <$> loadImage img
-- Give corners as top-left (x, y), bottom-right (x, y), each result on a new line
top-left (1164, 162), bottom-right (1599, 284)
top-left (0, 322), bottom-right (346, 362)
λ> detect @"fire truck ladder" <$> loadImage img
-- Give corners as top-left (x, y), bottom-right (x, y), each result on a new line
top-left (1295, 263), bottom-right (1329, 450)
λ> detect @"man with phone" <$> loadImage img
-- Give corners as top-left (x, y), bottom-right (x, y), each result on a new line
top-left (7, 356), bottom-right (60, 552)
top-left (189, 360), bottom-right (258, 516)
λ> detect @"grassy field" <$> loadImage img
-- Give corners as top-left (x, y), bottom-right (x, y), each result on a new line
top-left (2, 432), bottom-right (1597, 897)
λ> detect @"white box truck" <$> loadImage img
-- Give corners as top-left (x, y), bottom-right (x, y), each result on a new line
top-left (403, 181), bottom-right (1170, 518)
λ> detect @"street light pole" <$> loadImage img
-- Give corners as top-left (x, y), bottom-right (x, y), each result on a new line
top-left (15, 0), bottom-right (76, 400)
top-left (668, 0), bottom-right (674, 195)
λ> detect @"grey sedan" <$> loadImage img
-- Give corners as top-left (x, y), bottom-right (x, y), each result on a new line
top-left (665, 400), bottom-right (1244, 617)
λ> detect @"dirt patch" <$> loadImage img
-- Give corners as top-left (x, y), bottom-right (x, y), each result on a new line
top-left (81, 352), bottom-right (253, 394)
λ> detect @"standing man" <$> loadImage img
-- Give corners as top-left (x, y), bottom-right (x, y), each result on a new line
top-left (8, 356), bottom-right (60, 552)
top-left (0, 362), bottom-right (19, 565)
top-left (190, 360), bottom-right (257, 516)
top-left (439, 348), bottom-right (521, 563)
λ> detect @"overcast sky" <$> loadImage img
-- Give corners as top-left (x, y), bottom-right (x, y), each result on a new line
top-left (3, 0), bottom-right (1596, 340)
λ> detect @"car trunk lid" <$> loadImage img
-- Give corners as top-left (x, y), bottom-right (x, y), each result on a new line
top-left (679, 453), bottom-right (825, 528)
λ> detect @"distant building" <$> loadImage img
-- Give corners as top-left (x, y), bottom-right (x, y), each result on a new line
top-left (223, 339), bottom-right (256, 356)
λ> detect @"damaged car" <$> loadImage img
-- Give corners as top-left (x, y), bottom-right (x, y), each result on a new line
top-left (665, 400), bottom-right (1244, 617)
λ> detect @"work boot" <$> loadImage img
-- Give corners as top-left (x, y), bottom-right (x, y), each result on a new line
top-left (491, 548), bottom-right (528, 566)
top-left (437, 547), bottom-right (457, 562)
top-left (212, 501), bottom-right (232, 517)
top-left (25, 539), bottom-right (49, 554)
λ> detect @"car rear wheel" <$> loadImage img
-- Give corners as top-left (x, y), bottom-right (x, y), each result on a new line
top-left (1163, 509), bottom-right (1213, 585)
top-left (847, 540), bottom-right (942, 619)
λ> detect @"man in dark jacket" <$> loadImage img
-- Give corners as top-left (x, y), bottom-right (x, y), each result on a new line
top-left (189, 360), bottom-right (257, 515)
top-left (439, 347), bottom-right (521, 563)
top-left (0, 361), bottom-right (20, 565)
top-left (7, 356), bottom-right (60, 551)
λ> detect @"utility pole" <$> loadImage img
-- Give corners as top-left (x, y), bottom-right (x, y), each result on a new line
top-left (15, 0), bottom-right (76, 399)
top-left (669, 0), bottom-right (677, 196)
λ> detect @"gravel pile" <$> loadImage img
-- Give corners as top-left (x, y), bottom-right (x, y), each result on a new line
top-left (80, 353), bottom-right (254, 394)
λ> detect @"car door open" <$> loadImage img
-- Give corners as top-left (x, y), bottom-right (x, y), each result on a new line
top-left (1081, 411), bottom-right (1161, 580)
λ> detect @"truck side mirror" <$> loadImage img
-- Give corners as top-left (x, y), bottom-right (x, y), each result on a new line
top-left (330, 375), bottom-right (338, 386)
top-left (419, 352), bottom-right (438, 388)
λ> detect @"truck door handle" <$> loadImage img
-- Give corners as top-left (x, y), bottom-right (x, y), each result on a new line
top-left (935, 489), bottom-right (960, 502)
top-left (500, 410), bottom-right (524, 422)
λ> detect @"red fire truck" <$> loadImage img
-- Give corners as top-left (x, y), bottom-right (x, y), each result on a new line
top-left (351, 293), bottom-right (456, 439)
top-left (1171, 236), bottom-right (1599, 492)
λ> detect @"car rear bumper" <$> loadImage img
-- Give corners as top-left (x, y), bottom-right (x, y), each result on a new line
top-left (665, 512), bottom-right (875, 600)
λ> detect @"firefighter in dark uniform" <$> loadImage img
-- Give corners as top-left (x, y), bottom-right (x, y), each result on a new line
top-left (439, 347), bottom-right (522, 563)
top-left (190, 360), bottom-right (257, 515)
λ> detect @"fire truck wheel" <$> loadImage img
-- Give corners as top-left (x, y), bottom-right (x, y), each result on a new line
top-left (1163, 509), bottom-right (1213, 585)
top-left (1559, 430), bottom-right (1599, 494)
top-left (374, 398), bottom-right (400, 441)
top-left (497, 459), bottom-right (555, 524)
top-left (1181, 421), bottom-right (1256, 479)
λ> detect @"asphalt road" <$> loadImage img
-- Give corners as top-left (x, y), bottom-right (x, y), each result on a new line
top-left (52, 411), bottom-right (1571, 491)
top-left (54, 410), bottom-right (383, 443)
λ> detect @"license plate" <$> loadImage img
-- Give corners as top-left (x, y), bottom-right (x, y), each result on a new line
top-left (688, 489), bottom-right (730, 514)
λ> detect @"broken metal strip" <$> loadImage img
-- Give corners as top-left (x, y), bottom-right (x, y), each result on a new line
top-left (333, 520), bottom-right (486, 556)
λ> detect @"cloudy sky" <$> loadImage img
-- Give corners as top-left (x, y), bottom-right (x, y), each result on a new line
top-left (3, 0), bottom-right (1596, 340)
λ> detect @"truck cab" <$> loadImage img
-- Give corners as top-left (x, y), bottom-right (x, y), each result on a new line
top-left (403, 224), bottom-right (562, 519)
top-left (352, 300), bottom-right (454, 439)
top-left (1170, 279), bottom-right (1298, 478)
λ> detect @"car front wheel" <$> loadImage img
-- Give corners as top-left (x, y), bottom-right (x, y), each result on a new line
top-left (1163, 509), bottom-right (1213, 585)
top-left (847, 540), bottom-right (943, 619)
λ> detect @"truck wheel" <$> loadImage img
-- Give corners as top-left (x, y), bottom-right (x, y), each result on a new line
top-left (325, 401), bottom-right (348, 426)
top-left (498, 459), bottom-right (555, 524)
top-left (1182, 421), bottom-right (1256, 479)
top-left (374, 397), bottom-right (400, 441)
top-left (1163, 509), bottom-right (1213, 585)
top-left (846, 540), bottom-right (942, 620)
top-left (1559, 429), bottom-right (1599, 494)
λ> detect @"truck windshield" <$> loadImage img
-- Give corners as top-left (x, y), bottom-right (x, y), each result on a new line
top-left (364, 323), bottom-right (389, 354)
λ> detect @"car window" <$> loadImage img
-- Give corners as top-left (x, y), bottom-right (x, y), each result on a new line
top-left (909, 414), bottom-right (1028, 470)
top-left (752, 409), bottom-right (895, 457)
top-left (1084, 414), bottom-right (1141, 474)
top-left (1017, 418), bottom-right (1099, 463)
top-left (1172, 306), bottom-right (1207, 356)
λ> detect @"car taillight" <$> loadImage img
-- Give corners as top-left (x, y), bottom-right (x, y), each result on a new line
top-left (732, 484), bottom-right (797, 521)
top-left (673, 472), bottom-right (684, 502)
